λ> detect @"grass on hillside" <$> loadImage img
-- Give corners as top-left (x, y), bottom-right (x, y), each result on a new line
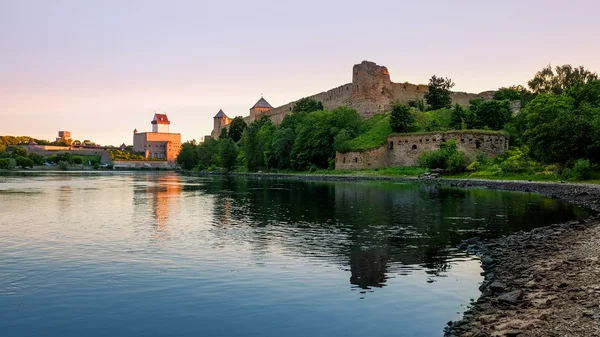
top-left (78, 155), bottom-right (102, 165)
top-left (345, 114), bottom-right (391, 152)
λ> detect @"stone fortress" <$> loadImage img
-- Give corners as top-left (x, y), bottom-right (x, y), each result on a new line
top-left (210, 60), bottom-right (495, 139)
top-left (209, 60), bottom-right (507, 170)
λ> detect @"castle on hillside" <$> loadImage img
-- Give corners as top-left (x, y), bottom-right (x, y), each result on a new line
top-left (133, 113), bottom-right (182, 161)
top-left (209, 61), bottom-right (494, 139)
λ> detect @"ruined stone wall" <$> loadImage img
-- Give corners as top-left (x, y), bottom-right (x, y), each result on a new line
top-left (335, 131), bottom-right (508, 170)
top-left (335, 146), bottom-right (389, 170)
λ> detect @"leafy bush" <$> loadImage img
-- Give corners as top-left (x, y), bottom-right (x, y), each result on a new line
top-left (72, 157), bottom-right (83, 165)
top-left (15, 156), bottom-right (34, 168)
top-left (58, 161), bottom-right (69, 170)
top-left (0, 158), bottom-right (16, 169)
top-left (28, 153), bottom-right (45, 165)
top-left (562, 159), bottom-right (594, 180)
top-left (419, 140), bottom-right (470, 172)
top-left (390, 104), bottom-right (416, 133)
top-left (93, 163), bottom-right (100, 169)
top-left (12, 147), bottom-right (27, 157)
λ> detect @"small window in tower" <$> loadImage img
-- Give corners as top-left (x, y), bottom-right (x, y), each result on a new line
top-left (389, 141), bottom-right (394, 150)
top-left (354, 157), bottom-right (358, 163)
top-left (412, 144), bottom-right (417, 150)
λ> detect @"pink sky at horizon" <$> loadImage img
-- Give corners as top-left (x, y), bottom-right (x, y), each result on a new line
top-left (1, 0), bottom-right (599, 145)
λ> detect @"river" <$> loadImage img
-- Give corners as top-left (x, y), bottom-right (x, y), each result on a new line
top-left (0, 172), bottom-right (591, 336)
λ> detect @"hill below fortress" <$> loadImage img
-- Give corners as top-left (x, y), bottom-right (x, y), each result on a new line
top-left (211, 60), bottom-right (494, 139)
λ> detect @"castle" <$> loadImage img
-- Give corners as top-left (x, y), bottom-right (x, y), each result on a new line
top-left (133, 113), bottom-right (182, 162)
top-left (210, 61), bottom-right (495, 139)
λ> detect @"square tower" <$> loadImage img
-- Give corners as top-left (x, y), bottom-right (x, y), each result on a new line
top-left (151, 113), bottom-right (170, 133)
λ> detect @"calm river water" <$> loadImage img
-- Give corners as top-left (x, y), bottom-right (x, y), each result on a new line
top-left (0, 172), bottom-right (591, 337)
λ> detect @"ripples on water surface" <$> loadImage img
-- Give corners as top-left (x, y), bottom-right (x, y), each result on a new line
top-left (0, 172), bottom-right (591, 336)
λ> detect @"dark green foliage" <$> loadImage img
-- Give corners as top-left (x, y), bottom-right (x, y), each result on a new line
top-left (408, 99), bottom-right (425, 112)
top-left (292, 98), bottom-right (323, 114)
top-left (292, 107), bottom-right (362, 170)
top-left (450, 104), bottom-right (467, 130)
top-left (93, 163), bottom-right (100, 170)
top-left (72, 157), bottom-right (83, 165)
top-left (240, 116), bottom-right (274, 171)
top-left (528, 64), bottom-right (598, 95)
top-left (521, 94), bottom-right (594, 163)
top-left (333, 129), bottom-right (352, 153)
top-left (196, 139), bottom-right (219, 171)
top-left (493, 85), bottom-right (534, 107)
top-left (177, 142), bottom-right (200, 170)
top-left (220, 128), bottom-right (229, 139)
top-left (562, 159), bottom-right (594, 180)
top-left (58, 161), bottom-right (69, 170)
top-left (390, 104), bottom-right (416, 133)
top-left (0, 158), bottom-right (16, 169)
top-left (270, 127), bottom-right (295, 169)
top-left (28, 153), bottom-right (45, 165)
top-left (469, 99), bottom-right (512, 130)
top-left (228, 117), bottom-right (247, 142)
top-left (15, 156), bottom-right (34, 168)
top-left (218, 138), bottom-right (238, 172)
top-left (12, 147), bottom-right (26, 157)
top-left (424, 75), bottom-right (455, 110)
top-left (419, 140), bottom-right (469, 172)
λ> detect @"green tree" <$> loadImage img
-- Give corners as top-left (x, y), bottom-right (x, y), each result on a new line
top-left (528, 64), bottom-right (598, 95)
top-left (522, 94), bottom-right (593, 163)
top-left (15, 156), bottom-right (34, 168)
top-left (292, 97), bottom-right (324, 114)
top-left (450, 104), bottom-right (467, 130)
top-left (218, 138), bottom-right (238, 172)
top-left (177, 142), bottom-right (200, 170)
top-left (424, 75), bottom-right (455, 110)
top-left (28, 153), bottom-right (45, 165)
top-left (469, 98), bottom-right (512, 130)
top-left (72, 157), bottom-right (83, 165)
top-left (228, 117), bottom-right (247, 142)
top-left (390, 104), bottom-right (416, 133)
top-left (220, 127), bottom-right (229, 139)
top-left (271, 127), bottom-right (296, 169)
top-left (197, 138), bottom-right (219, 170)
top-left (12, 147), bottom-right (27, 157)
top-left (333, 129), bottom-right (352, 153)
top-left (240, 116), bottom-right (273, 171)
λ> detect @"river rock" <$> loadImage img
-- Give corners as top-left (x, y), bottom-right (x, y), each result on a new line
top-left (498, 290), bottom-right (522, 304)
top-left (489, 281), bottom-right (506, 292)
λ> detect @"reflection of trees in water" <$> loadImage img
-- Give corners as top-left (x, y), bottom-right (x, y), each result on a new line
top-left (184, 177), bottom-right (590, 290)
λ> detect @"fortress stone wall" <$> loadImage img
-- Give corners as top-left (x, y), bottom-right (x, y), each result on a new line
top-left (335, 132), bottom-right (508, 170)
top-left (212, 61), bottom-right (494, 138)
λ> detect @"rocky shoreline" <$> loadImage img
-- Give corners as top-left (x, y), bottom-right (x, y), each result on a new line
top-left (185, 172), bottom-right (600, 336)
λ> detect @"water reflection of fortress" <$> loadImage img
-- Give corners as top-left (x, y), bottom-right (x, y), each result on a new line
top-left (138, 175), bottom-right (583, 291)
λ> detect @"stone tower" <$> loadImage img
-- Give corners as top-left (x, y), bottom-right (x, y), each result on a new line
top-left (151, 113), bottom-right (170, 133)
top-left (351, 61), bottom-right (395, 116)
top-left (212, 109), bottom-right (231, 139)
top-left (249, 96), bottom-right (273, 122)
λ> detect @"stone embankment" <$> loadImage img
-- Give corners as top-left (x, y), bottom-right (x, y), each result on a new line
top-left (442, 180), bottom-right (600, 337)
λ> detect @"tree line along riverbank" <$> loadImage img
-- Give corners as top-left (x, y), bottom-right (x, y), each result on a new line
top-left (177, 63), bottom-right (600, 183)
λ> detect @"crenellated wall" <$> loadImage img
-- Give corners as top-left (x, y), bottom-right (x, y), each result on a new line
top-left (335, 131), bottom-right (508, 170)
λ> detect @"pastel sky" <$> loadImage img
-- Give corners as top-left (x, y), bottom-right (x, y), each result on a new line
top-left (1, 0), bottom-right (599, 145)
